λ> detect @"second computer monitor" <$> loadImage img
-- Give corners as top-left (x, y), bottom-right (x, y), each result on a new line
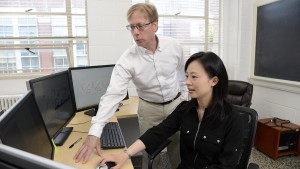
top-left (0, 90), bottom-right (54, 159)
top-left (28, 70), bottom-right (75, 145)
top-left (69, 65), bottom-right (116, 111)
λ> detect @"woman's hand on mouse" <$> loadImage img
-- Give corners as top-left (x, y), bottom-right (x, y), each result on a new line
top-left (98, 152), bottom-right (130, 169)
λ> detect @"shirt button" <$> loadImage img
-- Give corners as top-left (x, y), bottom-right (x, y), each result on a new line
top-left (187, 131), bottom-right (189, 133)
top-left (203, 136), bottom-right (206, 139)
top-left (217, 140), bottom-right (220, 143)
top-left (235, 149), bottom-right (238, 151)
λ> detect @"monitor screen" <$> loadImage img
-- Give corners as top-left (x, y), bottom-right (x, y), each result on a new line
top-left (0, 90), bottom-right (53, 159)
top-left (28, 70), bottom-right (75, 141)
top-left (0, 144), bottom-right (75, 169)
top-left (69, 65), bottom-right (116, 111)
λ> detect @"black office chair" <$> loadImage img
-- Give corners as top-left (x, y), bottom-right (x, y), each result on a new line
top-left (226, 80), bottom-right (253, 107)
top-left (234, 105), bottom-right (259, 169)
top-left (147, 105), bottom-right (259, 169)
top-left (147, 139), bottom-right (172, 169)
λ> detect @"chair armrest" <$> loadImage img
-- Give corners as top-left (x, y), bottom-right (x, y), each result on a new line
top-left (148, 139), bottom-right (172, 169)
top-left (148, 139), bottom-right (172, 160)
top-left (248, 163), bottom-right (259, 169)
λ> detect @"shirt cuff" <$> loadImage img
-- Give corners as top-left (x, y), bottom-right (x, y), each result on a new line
top-left (88, 123), bottom-right (104, 138)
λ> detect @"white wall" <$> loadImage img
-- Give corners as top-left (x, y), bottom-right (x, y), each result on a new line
top-left (0, 78), bottom-right (30, 95)
top-left (225, 0), bottom-right (300, 125)
top-left (222, 0), bottom-right (240, 79)
top-left (88, 0), bottom-right (132, 65)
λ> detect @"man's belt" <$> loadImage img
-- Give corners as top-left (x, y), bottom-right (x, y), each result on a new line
top-left (140, 92), bottom-right (181, 105)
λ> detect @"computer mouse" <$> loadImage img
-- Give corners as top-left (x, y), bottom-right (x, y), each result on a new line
top-left (96, 162), bottom-right (116, 169)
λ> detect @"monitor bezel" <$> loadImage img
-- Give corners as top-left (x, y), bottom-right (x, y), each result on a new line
top-left (0, 90), bottom-right (54, 160)
top-left (0, 144), bottom-right (76, 169)
top-left (68, 64), bottom-right (116, 112)
top-left (28, 70), bottom-right (76, 139)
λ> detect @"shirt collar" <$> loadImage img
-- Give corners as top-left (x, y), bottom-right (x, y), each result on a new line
top-left (156, 35), bottom-right (162, 52)
top-left (136, 35), bottom-right (162, 54)
top-left (190, 99), bottom-right (212, 112)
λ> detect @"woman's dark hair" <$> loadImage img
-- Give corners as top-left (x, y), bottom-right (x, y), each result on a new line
top-left (185, 51), bottom-right (231, 124)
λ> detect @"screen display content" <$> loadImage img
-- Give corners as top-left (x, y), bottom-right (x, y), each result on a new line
top-left (69, 65), bottom-right (115, 111)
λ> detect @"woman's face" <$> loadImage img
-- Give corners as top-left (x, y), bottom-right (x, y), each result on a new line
top-left (185, 61), bottom-right (218, 100)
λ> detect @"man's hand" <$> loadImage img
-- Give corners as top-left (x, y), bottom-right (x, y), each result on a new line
top-left (74, 135), bottom-right (102, 163)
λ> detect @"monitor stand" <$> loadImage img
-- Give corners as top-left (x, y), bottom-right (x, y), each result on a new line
top-left (54, 127), bottom-right (73, 146)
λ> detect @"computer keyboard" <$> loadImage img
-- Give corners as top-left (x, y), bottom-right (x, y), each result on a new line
top-left (101, 122), bottom-right (126, 149)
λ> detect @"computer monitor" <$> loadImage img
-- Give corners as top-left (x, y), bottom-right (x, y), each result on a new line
top-left (28, 70), bottom-right (75, 146)
top-left (69, 65), bottom-right (129, 116)
top-left (0, 144), bottom-right (76, 169)
top-left (0, 90), bottom-right (53, 159)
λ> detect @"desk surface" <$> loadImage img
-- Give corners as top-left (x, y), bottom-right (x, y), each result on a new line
top-left (116, 96), bottom-right (138, 119)
top-left (259, 118), bottom-right (300, 132)
top-left (54, 96), bottom-right (139, 169)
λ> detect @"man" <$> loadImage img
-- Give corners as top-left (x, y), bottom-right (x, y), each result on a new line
top-left (74, 3), bottom-right (188, 169)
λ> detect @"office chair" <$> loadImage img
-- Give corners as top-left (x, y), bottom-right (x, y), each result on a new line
top-left (147, 139), bottom-right (171, 169)
top-left (147, 105), bottom-right (259, 169)
top-left (234, 105), bottom-right (259, 169)
top-left (226, 80), bottom-right (253, 107)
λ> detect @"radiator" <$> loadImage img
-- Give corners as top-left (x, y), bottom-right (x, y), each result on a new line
top-left (0, 95), bottom-right (23, 112)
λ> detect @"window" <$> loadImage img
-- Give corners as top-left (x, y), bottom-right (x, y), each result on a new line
top-left (132, 0), bottom-right (222, 58)
top-left (53, 49), bottom-right (68, 71)
top-left (21, 57), bottom-right (40, 73)
top-left (0, 0), bottom-right (88, 75)
top-left (0, 58), bottom-right (16, 74)
top-left (18, 17), bottom-right (38, 37)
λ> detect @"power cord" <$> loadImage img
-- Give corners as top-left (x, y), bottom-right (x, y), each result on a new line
top-left (68, 120), bottom-right (91, 125)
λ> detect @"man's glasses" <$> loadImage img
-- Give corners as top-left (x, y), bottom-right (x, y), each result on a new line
top-left (126, 22), bottom-right (153, 31)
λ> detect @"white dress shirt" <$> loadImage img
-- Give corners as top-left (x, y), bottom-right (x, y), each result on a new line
top-left (89, 36), bottom-right (188, 137)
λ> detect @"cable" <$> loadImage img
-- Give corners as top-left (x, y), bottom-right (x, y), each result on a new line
top-left (72, 131), bottom-right (88, 134)
top-left (68, 120), bottom-right (91, 125)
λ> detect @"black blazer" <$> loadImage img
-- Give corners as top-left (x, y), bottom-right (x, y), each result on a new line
top-left (140, 99), bottom-right (244, 169)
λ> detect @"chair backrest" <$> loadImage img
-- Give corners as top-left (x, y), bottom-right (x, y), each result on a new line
top-left (227, 80), bottom-right (253, 107)
top-left (234, 105), bottom-right (258, 169)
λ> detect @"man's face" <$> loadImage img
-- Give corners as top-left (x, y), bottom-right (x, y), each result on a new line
top-left (128, 11), bottom-right (157, 49)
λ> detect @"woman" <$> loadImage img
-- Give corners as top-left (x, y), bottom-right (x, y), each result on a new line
top-left (98, 52), bottom-right (244, 169)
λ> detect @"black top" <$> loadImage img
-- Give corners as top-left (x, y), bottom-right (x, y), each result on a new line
top-left (139, 99), bottom-right (244, 169)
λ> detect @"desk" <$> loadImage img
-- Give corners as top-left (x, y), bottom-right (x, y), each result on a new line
top-left (54, 96), bottom-right (139, 169)
top-left (116, 96), bottom-right (139, 119)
